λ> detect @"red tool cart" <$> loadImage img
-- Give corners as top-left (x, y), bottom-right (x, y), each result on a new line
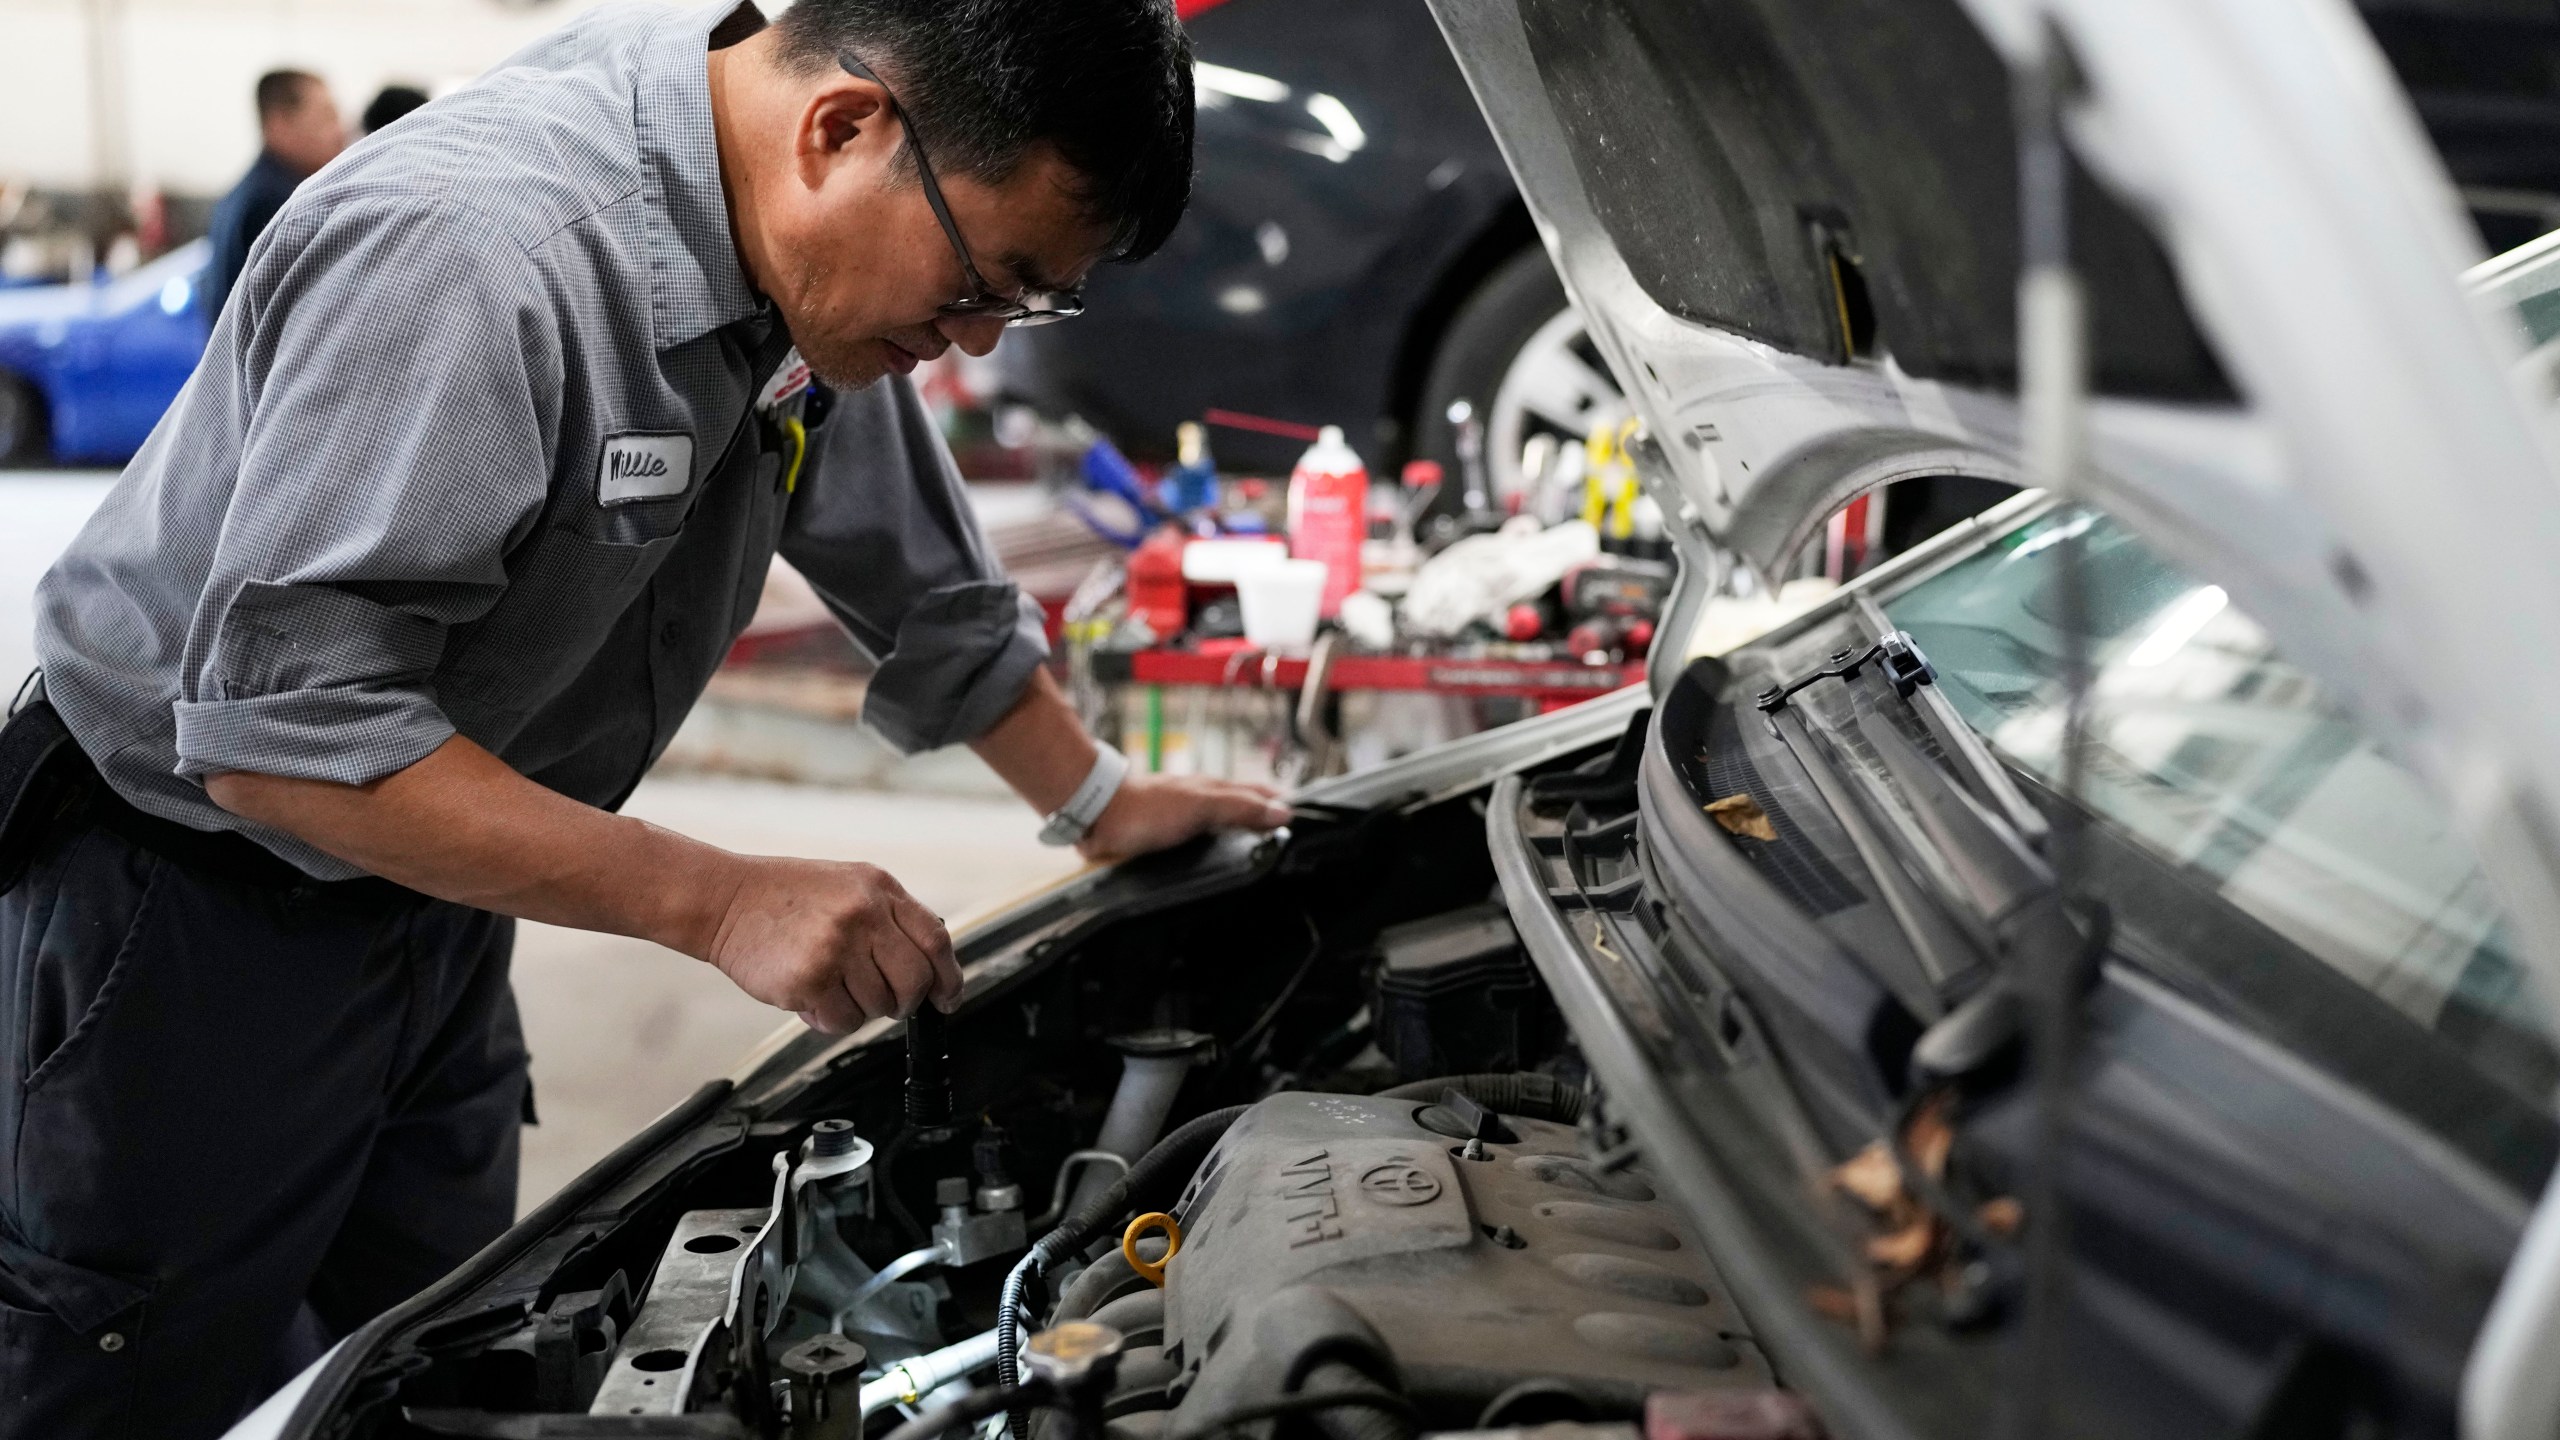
top-left (1086, 637), bottom-right (1644, 779)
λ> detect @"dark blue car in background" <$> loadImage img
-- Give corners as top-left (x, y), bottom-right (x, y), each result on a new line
top-left (0, 239), bottom-right (208, 467)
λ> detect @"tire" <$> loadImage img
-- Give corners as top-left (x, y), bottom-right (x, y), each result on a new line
top-left (0, 373), bottom-right (49, 467)
top-left (1411, 246), bottom-right (1623, 513)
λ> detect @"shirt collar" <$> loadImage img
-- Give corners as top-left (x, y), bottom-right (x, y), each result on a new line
top-left (635, 0), bottom-right (767, 350)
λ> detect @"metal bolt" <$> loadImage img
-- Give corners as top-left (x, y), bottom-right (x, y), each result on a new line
top-left (809, 1119), bottom-right (860, 1158)
top-left (97, 1332), bottom-right (124, 1352)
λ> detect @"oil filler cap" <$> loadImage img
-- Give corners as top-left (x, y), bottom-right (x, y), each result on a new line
top-left (1024, 1320), bottom-right (1127, 1390)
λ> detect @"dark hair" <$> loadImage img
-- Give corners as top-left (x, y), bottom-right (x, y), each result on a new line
top-left (255, 69), bottom-right (322, 123)
top-left (771, 0), bottom-right (1195, 263)
top-left (363, 84), bottom-right (430, 134)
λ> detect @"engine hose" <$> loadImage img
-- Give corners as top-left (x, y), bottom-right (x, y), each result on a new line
top-left (1373, 1073), bottom-right (1586, 1125)
top-left (882, 1379), bottom-right (1048, 1440)
top-left (1301, 1360), bottom-right (1420, 1440)
top-left (860, 1327), bottom-right (1005, 1418)
top-left (1050, 1247), bottom-right (1142, 1325)
top-left (1000, 1105), bottom-right (1252, 1438)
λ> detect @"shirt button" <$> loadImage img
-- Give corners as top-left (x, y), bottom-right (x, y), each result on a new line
top-left (659, 620), bottom-right (682, 647)
top-left (98, 1332), bottom-right (125, 1352)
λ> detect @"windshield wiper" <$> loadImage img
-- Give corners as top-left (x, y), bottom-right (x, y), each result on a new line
top-left (1754, 613), bottom-right (2086, 1045)
top-left (1756, 686), bottom-right (1980, 1020)
top-left (1849, 593), bottom-right (2047, 850)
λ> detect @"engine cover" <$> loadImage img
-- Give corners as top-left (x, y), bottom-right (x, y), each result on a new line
top-left (1156, 1092), bottom-right (1771, 1422)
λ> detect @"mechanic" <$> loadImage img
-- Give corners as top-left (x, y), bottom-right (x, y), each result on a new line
top-left (202, 68), bottom-right (346, 324)
top-left (0, 1), bottom-right (1277, 1435)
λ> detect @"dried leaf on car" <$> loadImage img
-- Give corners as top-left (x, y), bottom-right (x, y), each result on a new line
top-left (1706, 793), bottom-right (1777, 841)
top-left (1905, 1092), bottom-right (1955, 1179)
top-left (1830, 1141), bottom-right (1905, 1213)
top-left (1865, 1215), bottom-right (1939, 1272)
top-left (1976, 1196), bottom-right (2025, 1237)
top-left (1817, 1091), bottom-right (2007, 1340)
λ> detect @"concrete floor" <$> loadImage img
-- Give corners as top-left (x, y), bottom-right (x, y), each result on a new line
top-left (0, 471), bottom-right (1082, 1218)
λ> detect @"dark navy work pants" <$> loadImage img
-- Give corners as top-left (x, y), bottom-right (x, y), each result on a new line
top-left (0, 816), bottom-right (527, 1438)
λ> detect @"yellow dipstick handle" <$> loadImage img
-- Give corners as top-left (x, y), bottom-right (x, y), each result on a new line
top-left (1122, 1212), bottom-right (1184, 1288)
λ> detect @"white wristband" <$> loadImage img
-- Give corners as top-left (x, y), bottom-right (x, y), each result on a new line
top-left (1038, 745), bottom-right (1129, 847)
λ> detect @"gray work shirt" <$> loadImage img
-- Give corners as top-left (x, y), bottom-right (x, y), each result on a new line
top-left (34, 0), bottom-right (1048, 881)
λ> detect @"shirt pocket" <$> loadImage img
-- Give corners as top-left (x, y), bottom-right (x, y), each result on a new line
top-left (439, 526), bottom-right (684, 723)
top-left (567, 427), bottom-right (709, 547)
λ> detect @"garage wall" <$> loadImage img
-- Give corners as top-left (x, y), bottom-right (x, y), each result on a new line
top-left (0, 0), bottom-right (639, 197)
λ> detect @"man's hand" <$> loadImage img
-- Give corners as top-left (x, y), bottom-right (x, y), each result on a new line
top-left (1077, 773), bottom-right (1290, 864)
top-left (704, 856), bottom-right (963, 1034)
top-left (973, 670), bottom-right (1294, 860)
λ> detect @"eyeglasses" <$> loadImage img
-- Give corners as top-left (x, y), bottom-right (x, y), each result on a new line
top-left (838, 53), bottom-right (1085, 328)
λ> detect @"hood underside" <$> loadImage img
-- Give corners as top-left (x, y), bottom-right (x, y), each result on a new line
top-left (1510, 0), bottom-right (2230, 402)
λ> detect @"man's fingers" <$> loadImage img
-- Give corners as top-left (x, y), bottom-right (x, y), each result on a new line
top-left (798, 980), bottom-right (865, 1035)
top-left (869, 921), bottom-right (942, 1019)
top-left (837, 942), bottom-right (897, 1025)
top-left (1209, 781), bottom-right (1291, 830)
top-left (889, 894), bottom-right (963, 1011)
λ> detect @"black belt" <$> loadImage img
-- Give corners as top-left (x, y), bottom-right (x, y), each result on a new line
top-left (0, 694), bottom-right (419, 904)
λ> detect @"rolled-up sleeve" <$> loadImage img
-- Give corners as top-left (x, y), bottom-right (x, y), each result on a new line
top-left (170, 195), bottom-right (559, 784)
top-left (779, 375), bottom-right (1048, 753)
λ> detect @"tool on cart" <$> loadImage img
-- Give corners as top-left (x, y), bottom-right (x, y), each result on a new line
top-left (1158, 421), bottom-right (1220, 522)
top-left (1124, 527), bottom-right (1189, 641)
top-left (1581, 416), bottom-right (1641, 544)
top-left (1063, 438), bottom-right (1165, 548)
top-left (1449, 398), bottom-right (1494, 516)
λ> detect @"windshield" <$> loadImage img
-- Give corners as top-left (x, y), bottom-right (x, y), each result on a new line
top-left (1883, 509), bottom-right (2556, 1136)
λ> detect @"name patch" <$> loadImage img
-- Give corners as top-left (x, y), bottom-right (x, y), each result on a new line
top-left (597, 433), bottom-right (694, 504)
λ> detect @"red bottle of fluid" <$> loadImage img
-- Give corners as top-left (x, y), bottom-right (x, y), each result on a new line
top-left (1286, 425), bottom-right (1367, 618)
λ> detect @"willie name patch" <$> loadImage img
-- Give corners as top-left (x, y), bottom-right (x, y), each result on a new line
top-left (598, 433), bottom-right (694, 505)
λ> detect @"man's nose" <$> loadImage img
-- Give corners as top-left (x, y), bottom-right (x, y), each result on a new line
top-left (935, 314), bottom-right (1007, 358)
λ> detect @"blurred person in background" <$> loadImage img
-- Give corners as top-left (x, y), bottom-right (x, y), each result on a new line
top-left (361, 83), bottom-right (430, 135)
top-left (203, 69), bottom-right (345, 322)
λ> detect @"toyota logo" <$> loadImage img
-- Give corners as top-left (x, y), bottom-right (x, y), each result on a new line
top-left (1358, 1162), bottom-right (1443, 1206)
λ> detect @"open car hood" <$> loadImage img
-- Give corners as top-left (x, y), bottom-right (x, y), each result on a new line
top-left (1426, 0), bottom-right (2560, 1008)
top-left (1429, 1), bottom-right (2560, 1433)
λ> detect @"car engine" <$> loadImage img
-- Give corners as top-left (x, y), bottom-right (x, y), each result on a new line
top-left (1053, 1090), bottom-right (1771, 1438)
top-left (382, 774), bottom-right (1812, 1440)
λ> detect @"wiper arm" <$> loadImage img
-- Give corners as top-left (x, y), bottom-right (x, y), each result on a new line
top-left (1756, 617), bottom-right (2087, 1034)
top-left (1850, 592), bottom-right (2047, 851)
top-left (1756, 691), bottom-right (1983, 1020)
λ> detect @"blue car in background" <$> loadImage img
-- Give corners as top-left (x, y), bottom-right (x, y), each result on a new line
top-left (0, 238), bottom-right (208, 467)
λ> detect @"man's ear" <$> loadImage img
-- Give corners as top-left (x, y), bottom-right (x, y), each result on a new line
top-left (795, 80), bottom-right (894, 191)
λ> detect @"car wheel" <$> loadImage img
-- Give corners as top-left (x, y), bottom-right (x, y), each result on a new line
top-left (1412, 246), bottom-right (1624, 512)
top-left (0, 373), bottom-right (49, 467)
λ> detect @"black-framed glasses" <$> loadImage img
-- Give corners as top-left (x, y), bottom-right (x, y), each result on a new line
top-left (839, 53), bottom-right (1084, 327)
